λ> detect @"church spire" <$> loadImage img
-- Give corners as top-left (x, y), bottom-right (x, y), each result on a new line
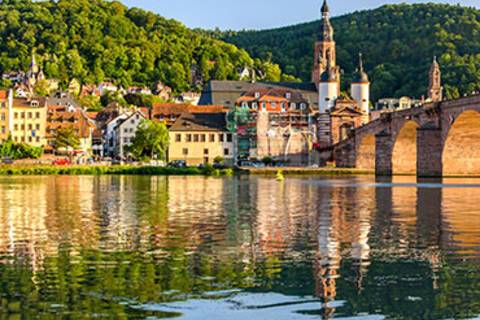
top-left (428, 56), bottom-right (442, 102)
top-left (319, 0), bottom-right (334, 42)
top-left (312, 0), bottom-right (336, 86)
top-left (321, 0), bottom-right (329, 16)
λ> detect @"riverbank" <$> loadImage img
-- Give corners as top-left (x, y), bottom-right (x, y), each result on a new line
top-left (0, 165), bottom-right (234, 176)
top-left (244, 167), bottom-right (375, 176)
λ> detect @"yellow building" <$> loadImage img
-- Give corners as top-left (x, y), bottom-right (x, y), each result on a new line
top-left (9, 97), bottom-right (47, 147)
top-left (168, 113), bottom-right (234, 166)
top-left (0, 90), bottom-right (11, 142)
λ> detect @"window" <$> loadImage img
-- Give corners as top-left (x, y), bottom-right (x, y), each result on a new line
top-left (226, 134), bottom-right (232, 142)
top-left (242, 102), bottom-right (248, 108)
top-left (14, 112), bottom-right (18, 119)
top-left (28, 124), bottom-right (32, 130)
top-left (183, 148), bottom-right (188, 156)
top-left (14, 137), bottom-right (18, 142)
top-left (219, 134), bottom-right (224, 142)
top-left (21, 124), bottom-right (25, 130)
top-left (204, 148), bottom-right (209, 155)
top-left (36, 124), bottom-right (40, 130)
top-left (14, 124), bottom-right (18, 131)
top-left (193, 134), bottom-right (199, 142)
top-left (36, 112), bottom-right (40, 119)
top-left (290, 103), bottom-right (296, 110)
top-left (261, 102), bottom-right (266, 111)
top-left (271, 102), bottom-right (277, 109)
top-left (21, 112), bottom-right (25, 119)
top-left (36, 137), bottom-right (40, 142)
top-left (186, 134), bottom-right (192, 142)
top-left (281, 103), bottom-right (286, 112)
top-left (224, 148), bottom-right (229, 156)
top-left (28, 136), bottom-right (32, 142)
top-left (254, 92), bottom-right (260, 98)
top-left (0, 113), bottom-right (5, 121)
top-left (209, 134), bottom-right (215, 142)
top-left (200, 134), bottom-right (206, 142)
top-left (285, 92), bottom-right (291, 99)
top-left (28, 112), bottom-right (32, 119)
top-left (1, 126), bottom-right (5, 134)
top-left (124, 128), bottom-right (129, 133)
top-left (300, 103), bottom-right (306, 110)
top-left (175, 134), bottom-right (182, 142)
top-left (252, 102), bottom-right (258, 110)
top-left (21, 137), bottom-right (25, 142)
top-left (124, 137), bottom-right (129, 143)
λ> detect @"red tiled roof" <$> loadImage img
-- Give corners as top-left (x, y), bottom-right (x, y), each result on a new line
top-left (151, 103), bottom-right (227, 117)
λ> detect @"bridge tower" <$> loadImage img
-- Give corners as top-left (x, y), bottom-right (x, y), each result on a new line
top-left (428, 56), bottom-right (443, 102)
top-left (312, 0), bottom-right (337, 88)
top-left (351, 53), bottom-right (370, 123)
top-left (318, 57), bottom-right (339, 146)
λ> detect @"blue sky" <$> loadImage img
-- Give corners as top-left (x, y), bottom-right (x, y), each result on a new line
top-left (120, 0), bottom-right (479, 30)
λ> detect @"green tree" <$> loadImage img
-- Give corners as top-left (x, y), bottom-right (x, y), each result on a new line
top-left (78, 95), bottom-right (102, 112)
top-left (34, 80), bottom-right (50, 97)
top-left (129, 120), bottom-right (169, 160)
top-left (55, 127), bottom-right (80, 152)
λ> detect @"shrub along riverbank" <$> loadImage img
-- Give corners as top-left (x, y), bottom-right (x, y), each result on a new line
top-left (0, 165), bottom-right (235, 176)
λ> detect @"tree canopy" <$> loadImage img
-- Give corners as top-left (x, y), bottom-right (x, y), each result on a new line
top-left (0, 0), bottom-right (288, 93)
top-left (0, 137), bottom-right (43, 159)
top-left (222, 3), bottom-right (480, 100)
top-left (129, 120), bottom-right (169, 160)
top-left (55, 127), bottom-right (81, 152)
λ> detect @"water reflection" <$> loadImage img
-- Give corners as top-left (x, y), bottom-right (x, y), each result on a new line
top-left (0, 175), bottom-right (479, 318)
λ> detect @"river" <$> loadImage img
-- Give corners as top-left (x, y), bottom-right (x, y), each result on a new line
top-left (0, 175), bottom-right (479, 319)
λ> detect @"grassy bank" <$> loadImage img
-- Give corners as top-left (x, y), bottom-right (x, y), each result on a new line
top-left (0, 165), bottom-right (234, 176)
top-left (244, 167), bottom-right (375, 176)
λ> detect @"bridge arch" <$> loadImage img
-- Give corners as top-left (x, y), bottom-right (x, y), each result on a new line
top-left (442, 110), bottom-right (480, 175)
top-left (392, 120), bottom-right (419, 174)
top-left (356, 134), bottom-right (376, 170)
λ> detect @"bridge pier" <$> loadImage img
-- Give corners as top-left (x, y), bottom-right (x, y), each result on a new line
top-left (417, 127), bottom-right (443, 177)
top-left (375, 132), bottom-right (393, 176)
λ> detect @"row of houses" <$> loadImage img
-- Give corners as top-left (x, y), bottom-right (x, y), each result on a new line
top-left (94, 103), bottom-right (234, 165)
top-left (0, 89), bottom-right (235, 165)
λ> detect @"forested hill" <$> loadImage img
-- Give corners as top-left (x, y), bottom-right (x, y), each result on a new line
top-left (222, 3), bottom-right (480, 100)
top-left (0, 0), bottom-right (288, 92)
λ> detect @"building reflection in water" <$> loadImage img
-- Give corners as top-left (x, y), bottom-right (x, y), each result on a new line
top-left (1, 175), bottom-right (480, 318)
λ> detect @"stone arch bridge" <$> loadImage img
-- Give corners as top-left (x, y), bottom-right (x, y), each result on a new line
top-left (333, 94), bottom-right (480, 177)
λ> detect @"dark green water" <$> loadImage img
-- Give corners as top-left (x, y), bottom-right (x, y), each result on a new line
top-left (0, 175), bottom-right (479, 319)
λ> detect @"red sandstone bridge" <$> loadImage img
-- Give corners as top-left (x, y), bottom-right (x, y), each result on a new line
top-left (333, 94), bottom-right (480, 177)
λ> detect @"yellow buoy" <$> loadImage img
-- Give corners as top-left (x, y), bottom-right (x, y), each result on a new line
top-left (276, 170), bottom-right (285, 181)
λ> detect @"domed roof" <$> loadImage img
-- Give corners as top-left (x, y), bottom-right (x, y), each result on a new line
top-left (353, 70), bottom-right (369, 83)
top-left (320, 67), bottom-right (338, 83)
top-left (352, 53), bottom-right (369, 83)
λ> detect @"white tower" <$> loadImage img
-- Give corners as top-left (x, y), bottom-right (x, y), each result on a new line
top-left (318, 58), bottom-right (339, 113)
top-left (351, 53), bottom-right (370, 122)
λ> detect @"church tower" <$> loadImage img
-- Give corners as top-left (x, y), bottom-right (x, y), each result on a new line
top-left (351, 53), bottom-right (370, 122)
top-left (428, 56), bottom-right (442, 102)
top-left (312, 0), bottom-right (337, 87)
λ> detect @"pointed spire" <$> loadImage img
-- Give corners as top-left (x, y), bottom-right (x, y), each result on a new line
top-left (318, 0), bottom-right (334, 41)
top-left (321, 0), bottom-right (329, 16)
top-left (359, 53), bottom-right (364, 72)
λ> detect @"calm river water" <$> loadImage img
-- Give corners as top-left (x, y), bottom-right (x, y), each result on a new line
top-left (0, 175), bottom-right (479, 319)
